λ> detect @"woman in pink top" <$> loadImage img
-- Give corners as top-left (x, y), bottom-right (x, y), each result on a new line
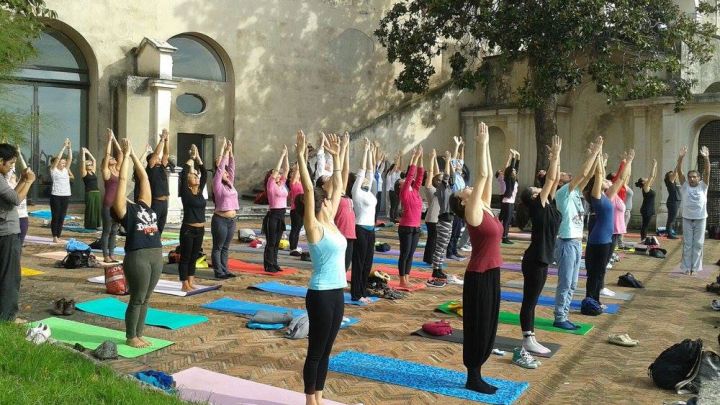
top-left (263, 145), bottom-right (289, 273)
top-left (397, 145), bottom-right (425, 287)
top-left (211, 138), bottom-right (239, 279)
top-left (448, 122), bottom-right (503, 394)
top-left (288, 160), bottom-right (305, 256)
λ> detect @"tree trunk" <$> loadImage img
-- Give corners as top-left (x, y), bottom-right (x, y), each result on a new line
top-left (533, 95), bottom-right (558, 176)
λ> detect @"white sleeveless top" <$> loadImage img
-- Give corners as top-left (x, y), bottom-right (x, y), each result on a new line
top-left (51, 168), bottom-right (71, 196)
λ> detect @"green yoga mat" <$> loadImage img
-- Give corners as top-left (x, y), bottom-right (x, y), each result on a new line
top-left (30, 317), bottom-right (174, 358)
top-left (76, 297), bottom-right (208, 330)
top-left (162, 231), bottom-right (210, 240)
top-left (436, 301), bottom-right (593, 336)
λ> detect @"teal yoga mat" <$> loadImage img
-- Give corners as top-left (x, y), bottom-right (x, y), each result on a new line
top-left (249, 281), bottom-right (379, 306)
top-left (329, 351), bottom-right (528, 404)
top-left (202, 298), bottom-right (360, 328)
top-left (76, 297), bottom-right (208, 330)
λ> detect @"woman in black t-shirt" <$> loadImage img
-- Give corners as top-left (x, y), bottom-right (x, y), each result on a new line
top-left (518, 136), bottom-right (563, 361)
top-left (178, 144), bottom-right (207, 292)
top-left (112, 139), bottom-right (163, 349)
top-left (636, 159), bottom-right (657, 241)
top-left (664, 170), bottom-right (681, 239)
top-left (81, 148), bottom-right (101, 229)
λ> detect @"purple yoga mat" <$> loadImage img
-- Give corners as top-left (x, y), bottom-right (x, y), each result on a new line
top-left (501, 262), bottom-right (588, 278)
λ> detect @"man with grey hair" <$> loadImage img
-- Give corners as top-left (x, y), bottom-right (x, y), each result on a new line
top-left (675, 145), bottom-right (710, 275)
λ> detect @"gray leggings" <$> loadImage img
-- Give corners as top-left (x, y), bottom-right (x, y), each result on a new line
top-left (101, 206), bottom-right (119, 258)
top-left (123, 247), bottom-right (163, 339)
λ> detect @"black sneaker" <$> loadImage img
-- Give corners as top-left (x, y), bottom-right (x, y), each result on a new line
top-left (426, 278), bottom-right (447, 288)
top-left (289, 250), bottom-right (301, 257)
top-left (216, 273), bottom-right (230, 279)
top-left (52, 298), bottom-right (66, 316)
top-left (265, 268), bottom-right (280, 273)
top-left (432, 269), bottom-right (448, 279)
top-left (502, 238), bottom-right (514, 245)
top-left (225, 273), bottom-right (237, 278)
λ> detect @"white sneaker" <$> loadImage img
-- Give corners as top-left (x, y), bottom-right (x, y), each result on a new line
top-left (26, 323), bottom-right (51, 345)
top-left (460, 244), bottom-right (472, 252)
top-left (600, 288), bottom-right (616, 297)
top-left (447, 274), bottom-right (464, 285)
top-left (606, 263), bottom-right (613, 269)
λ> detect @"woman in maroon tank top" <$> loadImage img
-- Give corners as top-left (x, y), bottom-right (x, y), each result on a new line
top-left (449, 122), bottom-right (503, 394)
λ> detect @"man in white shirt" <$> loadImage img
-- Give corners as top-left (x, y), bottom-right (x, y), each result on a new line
top-left (675, 145), bottom-right (710, 274)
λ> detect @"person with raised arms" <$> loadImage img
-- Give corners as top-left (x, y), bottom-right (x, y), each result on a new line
top-left (676, 145), bottom-right (710, 274)
top-left (211, 138), bottom-right (239, 279)
top-left (49, 138), bottom-right (74, 244)
top-left (101, 130), bottom-right (122, 263)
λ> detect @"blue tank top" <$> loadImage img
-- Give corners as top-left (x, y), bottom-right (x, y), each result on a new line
top-left (308, 224), bottom-right (348, 290)
top-left (588, 195), bottom-right (614, 245)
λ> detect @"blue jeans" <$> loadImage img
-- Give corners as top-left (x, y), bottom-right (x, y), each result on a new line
top-left (211, 214), bottom-right (236, 276)
top-left (554, 238), bottom-right (582, 322)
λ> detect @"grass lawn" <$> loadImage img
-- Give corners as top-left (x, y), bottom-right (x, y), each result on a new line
top-left (0, 323), bottom-right (191, 404)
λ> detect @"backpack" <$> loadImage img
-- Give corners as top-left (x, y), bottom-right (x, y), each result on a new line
top-left (89, 239), bottom-right (102, 250)
top-left (649, 339), bottom-right (703, 390)
top-left (580, 297), bottom-right (603, 316)
top-left (104, 265), bottom-right (128, 295)
top-left (62, 251), bottom-right (91, 269)
top-left (618, 272), bottom-right (645, 288)
top-left (375, 243), bottom-right (391, 252)
top-left (285, 313), bottom-right (309, 339)
top-left (66, 238), bottom-right (91, 253)
top-left (422, 320), bottom-right (452, 336)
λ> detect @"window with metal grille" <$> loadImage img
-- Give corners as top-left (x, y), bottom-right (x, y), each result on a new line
top-left (698, 120), bottom-right (720, 228)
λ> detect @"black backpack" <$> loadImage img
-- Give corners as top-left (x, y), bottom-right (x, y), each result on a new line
top-left (89, 239), bottom-right (102, 250)
top-left (649, 339), bottom-right (703, 390)
top-left (618, 272), bottom-right (644, 288)
top-left (62, 250), bottom-right (91, 269)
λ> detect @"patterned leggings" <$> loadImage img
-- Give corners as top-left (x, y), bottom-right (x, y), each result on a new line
top-left (432, 217), bottom-right (453, 270)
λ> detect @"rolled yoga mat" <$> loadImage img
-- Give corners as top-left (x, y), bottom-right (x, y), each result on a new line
top-left (88, 275), bottom-right (221, 297)
top-left (76, 297), bottom-right (208, 330)
top-left (435, 300), bottom-right (593, 336)
top-left (503, 280), bottom-right (635, 301)
top-left (30, 317), bottom-right (173, 358)
top-left (249, 281), bottom-right (380, 306)
top-left (501, 262), bottom-right (587, 278)
top-left (328, 350), bottom-right (529, 405)
top-left (500, 290), bottom-right (620, 314)
top-left (173, 367), bottom-right (347, 405)
top-left (411, 329), bottom-right (561, 358)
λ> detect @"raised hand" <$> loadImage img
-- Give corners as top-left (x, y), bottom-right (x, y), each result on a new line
top-left (453, 136), bottom-right (462, 146)
top-left (64, 138), bottom-right (70, 148)
top-left (477, 122), bottom-right (489, 144)
top-left (296, 130), bottom-right (306, 157)
top-left (430, 148), bottom-right (437, 159)
top-left (700, 145), bottom-right (710, 158)
top-left (418, 145), bottom-right (424, 156)
top-left (161, 128), bottom-right (169, 140)
top-left (444, 150), bottom-right (451, 159)
top-left (282, 144), bottom-right (288, 156)
top-left (22, 168), bottom-right (36, 183)
top-left (364, 137), bottom-right (371, 150)
top-left (550, 135), bottom-right (562, 156)
top-left (324, 133), bottom-right (341, 156)
top-left (121, 138), bottom-right (131, 154)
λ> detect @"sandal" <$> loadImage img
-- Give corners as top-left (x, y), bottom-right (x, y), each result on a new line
top-left (608, 333), bottom-right (638, 347)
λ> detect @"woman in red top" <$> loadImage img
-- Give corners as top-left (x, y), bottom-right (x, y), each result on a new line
top-left (397, 146), bottom-right (425, 288)
top-left (449, 122), bottom-right (502, 394)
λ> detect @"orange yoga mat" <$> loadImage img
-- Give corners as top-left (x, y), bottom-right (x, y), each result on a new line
top-left (227, 258), bottom-right (299, 276)
top-left (345, 270), bottom-right (427, 292)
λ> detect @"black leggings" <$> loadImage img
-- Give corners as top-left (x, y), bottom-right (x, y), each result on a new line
top-left (49, 194), bottom-right (69, 238)
top-left (375, 191), bottom-right (382, 221)
top-left (585, 243), bottom-right (613, 301)
top-left (398, 226), bottom-right (420, 276)
top-left (640, 212), bottom-right (654, 241)
top-left (463, 268), bottom-right (500, 371)
top-left (351, 226), bottom-right (375, 300)
top-left (666, 202), bottom-right (679, 235)
top-left (178, 224), bottom-right (204, 281)
top-left (520, 257), bottom-right (549, 332)
top-left (447, 215), bottom-right (463, 256)
top-left (389, 191), bottom-right (400, 220)
top-left (344, 239), bottom-right (355, 271)
top-left (151, 199), bottom-right (169, 235)
top-left (499, 202), bottom-right (514, 239)
top-left (263, 209), bottom-right (285, 272)
top-left (289, 209), bottom-right (303, 250)
top-left (423, 222), bottom-right (437, 264)
top-left (304, 288), bottom-right (344, 395)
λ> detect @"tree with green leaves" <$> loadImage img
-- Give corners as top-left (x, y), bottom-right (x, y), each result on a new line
top-left (375, 1), bottom-right (719, 172)
top-left (0, 0), bottom-right (55, 143)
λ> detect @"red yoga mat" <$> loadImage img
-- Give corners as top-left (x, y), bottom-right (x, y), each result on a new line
top-left (227, 259), bottom-right (299, 276)
top-left (374, 265), bottom-right (433, 280)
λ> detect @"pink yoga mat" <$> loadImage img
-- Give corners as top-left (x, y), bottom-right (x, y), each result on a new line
top-left (173, 367), bottom-right (347, 405)
top-left (501, 262), bottom-right (588, 278)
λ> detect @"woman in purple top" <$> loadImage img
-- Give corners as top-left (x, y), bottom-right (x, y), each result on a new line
top-left (212, 138), bottom-right (239, 279)
top-left (101, 129), bottom-right (123, 263)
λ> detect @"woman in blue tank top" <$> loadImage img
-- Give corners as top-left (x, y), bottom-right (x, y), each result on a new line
top-left (295, 130), bottom-right (347, 405)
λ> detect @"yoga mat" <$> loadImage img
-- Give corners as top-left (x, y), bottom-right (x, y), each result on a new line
top-left (376, 265), bottom-right (433, 280)
top-left (227, 258), bottom-right (299, 276)
top-left (161, 231), bottom-right (211, 240)
top-left (30, 317), bottom-right (173, 358)
top-left (436, 301), bottom-right (593, 336)
top-left (201, 298), bottom-right (360, 329)
top-left (88, 275), bottom-right (221, 297)
top-left (344, 271), bottom-right (426, 291)
top-left (228, 252), bottom-right (316, 270)
top-left (34, 251), bottom-right (67, 261)
top-left (25, 235), bottom-right (56, 245)
top-left (249, 281), bottom-right (379, 306)
top-left (501, 262), bottom-right (587, 278)
top-left (504, 280), bottom-right (634, 301)
top-left (500, 290), bottom-right (620, 314)
top-left (411, 329), bottom-right (560, 358)
top-left (329, 351), bottom-right (528, 404)
top-left (76, 297), bottom-right (208, 330)
top-left (29, 210), bottom-right (75, 220)
top-left (162, 263), bottom-right (224, 280)
top-left (63, 225), bottom-right (98, 233)
top-left (21, 268), bottom-right (44, 276)
top-left (173, 367), bottom-right (347, 405)
top-left (373, 256), bottom-right (436, 268)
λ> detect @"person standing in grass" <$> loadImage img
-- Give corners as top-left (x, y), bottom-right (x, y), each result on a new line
top-left (112, 139), bottom-right (162, 348)
top-left (0, 144), bottom-right (36, 322)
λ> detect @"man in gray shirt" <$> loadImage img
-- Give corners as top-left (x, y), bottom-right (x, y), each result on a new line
top-left (0, 143), bottom-right (36, 322)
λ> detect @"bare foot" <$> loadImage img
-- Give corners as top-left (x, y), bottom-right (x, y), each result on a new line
top-left (181, 283), bottom-right (193, 292)
top-left (359, 297), bottom-right (372, 304)
top-left (108, 256), bottom-right (119, 263)
top-left (53, 237), bottom-right (65, 244)
top-left (126, 337), bottom-right (149, 348)
top-left (138, 336), bottom-right (153, 346)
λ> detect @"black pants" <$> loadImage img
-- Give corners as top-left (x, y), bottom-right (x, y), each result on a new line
top-left (344, 239), bottom-right (355, 271)
top-left (101, 206), bottom-right (119, 258)
top-left (304, 288), bottom-right (344, 395)
top-left (520, 257), bottom-right (548, 332)
top-left (666, 202), bottom-right (679, 235)
top-left (151, 199), bottom-right (169, 235)
top-left (463, 268), bottom-right (500, 371)
top-left (49, 194), bottom-right (69, 238)
top-left (499, 202), bottom-right (514, 239)
top-left (263, 209), bottom-right (285, 272)
top-left (447, 215), bottom-right (463, 257)
top-left (178, 224), bottom-right (204, 281)
top-left (585, 243), bottom-right (613, 301)
top-left (640, 211), bottom-right (654, 241)
top-left (375, 191), bottom-right (382, 221)
top-left (398, 226), bottom-right (420, 276)
top-left (389, 191), bottom-right (400, 220)
top-left (423, 222), bottom-right (437, 264)
top-left (351, 226), bottom-right (375, 300)
top-left (0, 234), bottom-right (21, 321)
top-left (289, 209), bottom-right (303, 250)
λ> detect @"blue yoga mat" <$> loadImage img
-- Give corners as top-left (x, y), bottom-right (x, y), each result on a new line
top-left (202, 298), bottom-right (360, 328)
top-left (63, 225), bottom-right (97, 233)
top-left (76, 297), bottom-right (208, 330)
top-left (373, 256), bottom-right (438, 269)
top-left (29, 210), bottom-right (74, 220)
top-left (249, 282), bottom-right (379, 306)
top-left (500, 291), bottom-right (620, 314)
top-left (329, 351), bottom-right (528, 404)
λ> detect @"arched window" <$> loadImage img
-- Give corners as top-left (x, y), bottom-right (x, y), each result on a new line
top-left (167, 35), bottom-right (226, 82)
top-left (705, 82), bottom-right (720, 93)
